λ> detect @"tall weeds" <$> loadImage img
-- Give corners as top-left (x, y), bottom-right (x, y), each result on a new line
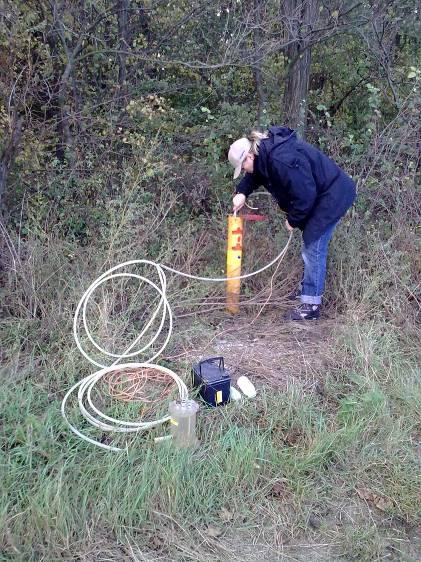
top-left (0, 103), bottom-right (420, 560)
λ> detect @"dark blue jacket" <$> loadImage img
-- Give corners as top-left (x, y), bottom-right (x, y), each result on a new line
top-left (236, 126), bottom-right (356, 244)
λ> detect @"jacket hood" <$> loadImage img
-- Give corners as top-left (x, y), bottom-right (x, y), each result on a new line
top-left (255, 126), bottom-right (296, 179)
top-left (268, 126), bottom-right (296, 146)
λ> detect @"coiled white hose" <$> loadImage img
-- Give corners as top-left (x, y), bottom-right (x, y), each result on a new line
top-left (61, 233), bottom-right (292, 451)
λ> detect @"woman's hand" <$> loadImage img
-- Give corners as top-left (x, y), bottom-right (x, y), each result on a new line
top-left (232, 193), bottom-right (246, 214)
top-left (285, 219), bottom-right (294, 233)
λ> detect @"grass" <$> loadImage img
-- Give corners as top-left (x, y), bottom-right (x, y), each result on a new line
top-left (1, 320), bottom-right (419, 560)
top-left (1, 195), bottom-right (420, 560)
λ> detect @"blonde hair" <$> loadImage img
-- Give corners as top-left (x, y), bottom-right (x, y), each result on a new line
top-left (248, 130), bottom-right (269, 155)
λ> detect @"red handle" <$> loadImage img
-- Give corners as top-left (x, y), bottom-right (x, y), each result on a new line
top-left (241, 214), bottom-right (266, 221)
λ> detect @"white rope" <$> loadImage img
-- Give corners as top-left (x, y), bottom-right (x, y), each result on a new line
top-left (61, 232), bottom-right (292, 451)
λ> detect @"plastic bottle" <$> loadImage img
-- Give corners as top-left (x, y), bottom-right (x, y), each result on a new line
top-left (168, 399), bottom-right (200, 448)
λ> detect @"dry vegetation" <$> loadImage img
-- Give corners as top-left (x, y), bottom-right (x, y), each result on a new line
top-left (1, 140), bottom-right (420, 559)
top-left (0, 3), bottom-right (420, 558)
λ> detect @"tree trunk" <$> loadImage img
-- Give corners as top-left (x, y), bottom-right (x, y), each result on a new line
top-left (0, 114), bottom-right (24, 210)
top-left (50, 1), bottom-right (83, 170)
top-left (253, 0), bottom-right (266, 127)
top-left (117, 0), bottom-right (130, 92)
top-left (57, 102), bottom-right (76, 169)
top-left (282, 0), bottom-right (319, 137)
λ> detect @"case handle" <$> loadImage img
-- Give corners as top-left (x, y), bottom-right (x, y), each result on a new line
top-left (198, 356), bottom-right (224, 375)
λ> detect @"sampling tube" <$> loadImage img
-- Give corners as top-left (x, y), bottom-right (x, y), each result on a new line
top-left (226, 215), bottom-right (244, 314)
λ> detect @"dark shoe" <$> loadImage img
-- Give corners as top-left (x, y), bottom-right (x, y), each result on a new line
top-left (286, 303), bottom-right (320, 321)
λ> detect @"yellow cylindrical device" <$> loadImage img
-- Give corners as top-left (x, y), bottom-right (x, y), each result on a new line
top-left (226, 215), bottom-right (244, 314)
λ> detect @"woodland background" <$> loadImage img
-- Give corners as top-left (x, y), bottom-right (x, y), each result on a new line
top-left (0, 2), bottom-right (420, 561)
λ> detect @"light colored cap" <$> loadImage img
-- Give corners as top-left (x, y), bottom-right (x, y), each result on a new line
top-left (228, 138), bottom-right (251, 179)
